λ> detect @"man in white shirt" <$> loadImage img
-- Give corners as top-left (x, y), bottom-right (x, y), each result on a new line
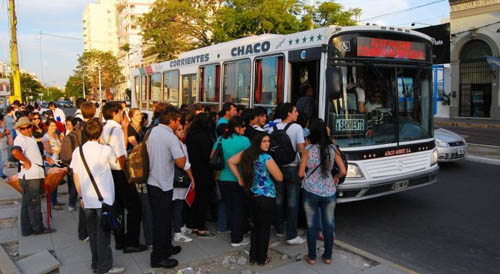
top-left (11, 117), bottom-right (55, 236)
top-left (147, 106), bottom-right (186, 269)
top-left (267, 103), bottom-right (306, 245)
top-left (71, 119), bottom-right (125, 274)
top-left (101, 102), bottom-right (146, 254)
top-left (73, 98), bottom-right (86, 120)
top-left (49, 102), bottom-right (66, 124)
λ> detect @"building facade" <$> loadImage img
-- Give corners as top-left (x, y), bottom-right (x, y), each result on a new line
top-left (83, 0), bottom-right (120, 56)
top-left (449, 0), bottom-right (500, 120)
top-left (116, 0), bottom-right (154, 100)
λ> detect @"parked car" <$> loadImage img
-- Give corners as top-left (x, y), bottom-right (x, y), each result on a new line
top-left (57, 100), bottom-right (73, 108)
top-left (434, 127), bottom-right (467, 162)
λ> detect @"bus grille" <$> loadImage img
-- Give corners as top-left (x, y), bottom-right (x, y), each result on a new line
top-left (363, 152), bottom-right (430, 179)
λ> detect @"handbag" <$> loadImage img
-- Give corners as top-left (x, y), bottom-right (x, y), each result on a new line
top-left (209, 137), bottom-right (224, 171)
top-left (78, 143), bottom-right (123, 234)
top-left (331, 144), bottom-right (348, 185)
top-left (174, 166), bottom-right (191, 188)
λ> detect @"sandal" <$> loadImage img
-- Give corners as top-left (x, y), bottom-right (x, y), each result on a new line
top-left (322, 257), bottom-right (332, 264)
top-left (257, 256), bottom-right (272, 266)
top-left (303, 255), bottom-right (316, 265)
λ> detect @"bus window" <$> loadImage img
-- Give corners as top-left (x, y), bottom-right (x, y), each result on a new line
top-left (151, 73), bottom-right (162, 109)
top-left (164, 70), bottom-right (179, 106)
top-left (199, 64), bottom-right (220, 104)
top-left (134, 76), bottom-right (140, 107)
top-left (141, 76), bottom-right (147, 109)
top-left (223, 60), bottom-right (250, 105)
top-left (254, 56), bottom-right (284, 105)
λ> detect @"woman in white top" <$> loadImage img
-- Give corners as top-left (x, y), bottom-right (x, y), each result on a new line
top-left (43, 118), bottom-right (64, 210)
top-left (172, 124), bottom-right (195, 243)
top-left (71, 119), bottom-right (125, 274)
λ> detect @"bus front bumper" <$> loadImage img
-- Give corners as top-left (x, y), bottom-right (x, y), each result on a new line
top-left (336, 165), bottom-right (439, 203)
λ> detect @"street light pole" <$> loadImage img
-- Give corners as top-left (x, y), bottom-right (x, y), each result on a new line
top-left (82, 74), bottom-right (86, 99)
top-left (98, 67), bottom-right (102, 102)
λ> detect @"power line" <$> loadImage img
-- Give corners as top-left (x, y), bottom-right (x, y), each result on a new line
top-left (360, 0), bottom-right (447, 22)
top-left (39, 32), bottom-right (83, 41)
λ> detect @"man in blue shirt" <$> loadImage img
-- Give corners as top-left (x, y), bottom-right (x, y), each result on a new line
top-left (215, 102), bottom-right (237, 137)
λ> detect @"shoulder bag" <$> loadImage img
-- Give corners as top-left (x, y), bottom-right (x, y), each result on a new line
top-left (173, 143), bottom-right (191, 188)
top-left (78, 143), bottom-right (123, 234)
top-left (209, 137), bottom-right (224, 171)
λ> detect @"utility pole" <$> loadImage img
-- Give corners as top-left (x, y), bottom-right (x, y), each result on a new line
top-left (8, 0), bottom-right (22, 103)
top-left (82, 74), bottom-right (86, 99)
top-left (98, 67), bottom-right (102, 102)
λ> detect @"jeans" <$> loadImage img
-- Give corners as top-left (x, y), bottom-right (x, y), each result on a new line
top-left (147, 185), bottom-right (175, 264)
top-left (216, 182), bottom-right (228, 232)
top-left (172, 199), bottom-right (185, 233)
top-left (20, 178), bottom-right (44, 236)
top-left (303, 190), bottom-right (336, 260)
top-left (250, 195), bottom-right (275, 264)
top-left (112, 170), bottom-right (142, 248)
top-left (219, 181), bottom-right (245, 243)
top-left (0, 148), bottom-right (4, 177)
top-left (67, 170), bottom-right (77, 207)
top-left (84, 208), bottom-right (113, 274)
top-left (78, 206), bottom-right (88, 240)
top-left (139, 191), bottom-right (153, 246)
top-left (275, 166), bottom-right (300, 240)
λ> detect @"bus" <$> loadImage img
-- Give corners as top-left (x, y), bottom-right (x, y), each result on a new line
top-left (131, 25), bottom-right (439, 203)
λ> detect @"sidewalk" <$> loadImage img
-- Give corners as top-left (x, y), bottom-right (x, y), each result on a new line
top-left (0, 169), bottom-right (415, 274)
top-left (434, 117), bottom-right (500, 129)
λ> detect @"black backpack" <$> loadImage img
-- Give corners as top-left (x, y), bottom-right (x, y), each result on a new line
top-left (331, 144), bottom-right (348, 184)
top-left (269, 123), bottom-right (296, 166)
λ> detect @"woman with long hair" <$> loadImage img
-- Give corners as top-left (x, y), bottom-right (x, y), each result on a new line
top-left (43, 118), bottom-right (64, 210)
top-left (127, 108), bottom-right (143, 151)
top-left (186, 113), bottom-right (216, 238)
top-left (298, 120), bottom-right (346, 265)
top-left (210, 116), bottom-right (250, 247)
top-left (30, 113), bottom-right (45, 154)
top-left (228, 132), bottom-right (283, 265)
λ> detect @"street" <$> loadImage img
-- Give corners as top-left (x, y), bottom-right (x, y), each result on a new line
top-left (335, 160), bottom-right (500, 274)
top-left (438, 125), bottom-right (500, 146)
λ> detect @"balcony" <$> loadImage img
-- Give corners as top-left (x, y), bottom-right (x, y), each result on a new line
top-left (116, 0), bottom-right (127, 12)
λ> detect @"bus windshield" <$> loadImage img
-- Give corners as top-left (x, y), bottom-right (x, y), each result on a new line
top-left (326, 64), bottom-right (433, 148)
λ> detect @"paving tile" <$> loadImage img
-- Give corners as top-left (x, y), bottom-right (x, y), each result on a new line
top-left (53, 242), bottom-right (91, 265)
top-left (113, 253), bottom-right (143, 274)
top-left (271, 239), bottom-right (323, 258)
top-left (262, 261), bottom-right (320, 274)
top-left (58, 259), bottom-right (93, 274)
top-left (0, 181), bottom-right (22, 201)
top-left (16, 249), bottom-right (60, 274)
top-left (18, 231), bottom-right (53, 256)
top-left (0, 226), bottom-right (18, 244)
top-left (358, 264), bottom-right (407, 274)
top-left (0, 205), bottom-right (20, 219)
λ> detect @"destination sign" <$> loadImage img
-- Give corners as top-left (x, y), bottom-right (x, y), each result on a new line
top-left (231, 41), bottom-right (271, 57)
top-left (170, 53), bottom-right (210, 68)
top-left (357, 37), bottom-right (426, 61)
top-left (335, 118), bottom-right (365, 132)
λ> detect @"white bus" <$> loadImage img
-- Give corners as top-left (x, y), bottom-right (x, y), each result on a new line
top-left (131, 25), bottom-right (439, 203)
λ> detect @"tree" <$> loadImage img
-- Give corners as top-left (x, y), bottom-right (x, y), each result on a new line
top-left (313, 2), bottom-right (357, 27)
top-left (138, 0), bottom-right (224, 61)
top-left (64, 75), bottom-right (86, 99)
top-left (42, 87), bottom-right (64, 102)
top-left (18, 73), bottom-right (43, 103)
top-left (74, 49), bottom-right (123, 101)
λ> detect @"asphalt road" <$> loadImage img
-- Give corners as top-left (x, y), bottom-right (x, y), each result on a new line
top-left (335, 160), bottom-right (500, 274)
top-left (62, 107), bottom-right (77, 118)
top-left (438, 125), bottom-right (500, 146)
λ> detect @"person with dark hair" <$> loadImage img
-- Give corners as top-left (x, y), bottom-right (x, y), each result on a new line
top-left (186, 113), bottom-right (216, 239)
top-left (267, 102), bottom-right (306, 245)
top-left (43, 118), bottom-right (65, 210)
top-left (236, 105), bottom-right (246, 116)
top-left (180, 104), bottom-right (189, 112)
top-left (70, 119), bottom-right (126, 274)
top-left (192, 103), bottom-right (204, 115)
top-left (263, 103), bottom-right (285, 132)
top-left (25, 105), bottom-right (35, 116)
top-left (296, 83), bottom-right (314, 119)
top-left (228, 132), bottom-right (283, 265)
top-left (211, 116), bottom-right (250, 246)
top-left (147, 106), bottom-right (186, 269)
top-left (298, 120), bottom-right (346, 265)
top-left (241, 108), bottom-right (259, 142)
top-left (30, 113), bottom-right (45, 155)
top-left (151, 102), bottom-right (169, 127)
top-left (102, 102), bottom-right (146, 254)
top-left (216, 102), bottom-right (237, 137)
top-left (253, 107), bottom-right (267, 131)
top-left (74, 98), bottom-right (86, 120)
top-left (49, 101), bottom-right (66, 124)
top-left (141, 112), bottom-right (149, 130)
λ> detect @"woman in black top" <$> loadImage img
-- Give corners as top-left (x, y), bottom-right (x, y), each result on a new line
top-left (30, 113), bottom-right (45, 154)
top-left (127, 108), bottom-right (144, 151)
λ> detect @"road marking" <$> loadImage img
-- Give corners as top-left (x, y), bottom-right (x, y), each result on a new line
top-left (335, 240), bottom-right (420, 274)
top-left (466, 155), bottom-right (500, 166)
top-left (468, 143), bottom-right (500, 149)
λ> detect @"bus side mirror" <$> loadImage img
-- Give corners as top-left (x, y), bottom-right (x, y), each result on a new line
top-left (325, 67), bottom-right (342, 99)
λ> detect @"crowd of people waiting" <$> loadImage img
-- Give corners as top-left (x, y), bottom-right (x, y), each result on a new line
top-left (3, 97), bottom-right (346, 274)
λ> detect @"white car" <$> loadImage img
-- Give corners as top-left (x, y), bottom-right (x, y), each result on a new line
top-left (434, 127), bottom-right (467, 162)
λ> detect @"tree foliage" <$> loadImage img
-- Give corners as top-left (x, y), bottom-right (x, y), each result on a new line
top-left (43, 87), bottom-right (64, 102)
top-left (73, 49), bottom-right (122, 100)
top-left (64, 75), bottom-right (85, 99)
top-left (138, 0), bottom-right (359, 62)
top-left (18, 73), bottom-right (43, 102)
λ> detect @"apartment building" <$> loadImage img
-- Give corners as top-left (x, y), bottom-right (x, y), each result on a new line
top-left (82, 0), bottom-right (120, 56)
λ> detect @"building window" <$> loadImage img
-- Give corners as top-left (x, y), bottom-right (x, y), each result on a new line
top-left (164, 70), bottom-right (179, 106)
top-left (199, 64), bottom-right (220, 103)
top-left (151, 73), bottom-right (162, 107)
top-left (255, 56), bottom-right (284, 105)
top-left (223, 59), bottom-right (251, 104)
top-left (142, 76), bottom-right (148, 109)
top-left (134, 76), bottom-right (141, 107)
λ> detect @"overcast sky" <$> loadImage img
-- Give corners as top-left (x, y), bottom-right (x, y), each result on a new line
top-left (0, 0), bottom-right (450, 88)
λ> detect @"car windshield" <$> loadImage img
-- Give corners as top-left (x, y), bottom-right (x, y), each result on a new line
top-left (326, 64), bottom-right (433, 148)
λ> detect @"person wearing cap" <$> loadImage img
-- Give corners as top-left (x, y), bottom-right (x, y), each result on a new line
top-left (11, 117), bottom-right (56, 236)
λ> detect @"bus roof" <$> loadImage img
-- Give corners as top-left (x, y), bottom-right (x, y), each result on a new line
top-left (132, 25), bottom-right (433, 77)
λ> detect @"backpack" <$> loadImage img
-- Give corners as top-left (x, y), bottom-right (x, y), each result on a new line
top-left (269, 123), bottom-right (296, 166)
top-left (126, 128), bottom-right (152, 184)
top-left (331, 144), bottom-right (348, 184)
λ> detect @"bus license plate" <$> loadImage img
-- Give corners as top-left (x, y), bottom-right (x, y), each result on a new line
top-left (392, 180), bottom-right (409, 191)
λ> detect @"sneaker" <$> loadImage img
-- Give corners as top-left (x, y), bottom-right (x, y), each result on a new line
top-left (103, 266), bottom-right (125, 274)
top-left (68, 206), bottom-right (75, 212)
top-left (174, 232), bottom-right (193, 243)
top-left (196, 231), bottom-right (216, 239)
top-left (52, 204), bottom-right (64, 211)
top-left (274, 230), bottom-right (284, 237)
top-left (83, 236), bottom-right (90, 243)
top-left (286, 236), bottom-right (306, 245)
top-left (181, 226), bottom-right (192, 235)
top-left (231, 237), bottom-right (250, 247)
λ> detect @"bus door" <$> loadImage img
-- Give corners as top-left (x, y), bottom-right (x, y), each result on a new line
top-left (288, 47), bottom-right (322, 121)
top-left (182, 74), bottom-right (197, 106)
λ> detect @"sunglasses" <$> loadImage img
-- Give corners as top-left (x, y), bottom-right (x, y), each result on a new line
top-left (19, 125), bottom-right (32, 130)
top-left (32, 117), bottom-right (40, 121)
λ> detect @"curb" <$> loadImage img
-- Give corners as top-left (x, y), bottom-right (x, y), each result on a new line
top-left (335, 240), bottom-right (420, 274)
top-left (435, 121), bottom-right (500, 129)
top-left (0, 243), bottom-right (21, 274)
top-left (466, 155), bottom-right (500, 166)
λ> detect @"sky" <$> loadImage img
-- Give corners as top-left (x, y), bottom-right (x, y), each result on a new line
top-left (0, 0), bottom-right (451, 89)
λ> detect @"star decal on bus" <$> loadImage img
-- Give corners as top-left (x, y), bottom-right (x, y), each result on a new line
top-left (310, 35), bottom-right (314, 42)
top-left (302, 37), bottom-right (307, 43)
top-left (317, 34), bottom-right (322, 40)
top-left (295, 38), bottom-right (300, 44)
top-left (289, 39), bottom-right (293, 45)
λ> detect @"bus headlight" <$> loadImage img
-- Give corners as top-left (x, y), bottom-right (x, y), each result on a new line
top-left (346, 164), bottom-right (364, 179)
top-left (431, 149), bottom-right (438, 166)
top-left (435, 139), bottom-right (448, 147)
